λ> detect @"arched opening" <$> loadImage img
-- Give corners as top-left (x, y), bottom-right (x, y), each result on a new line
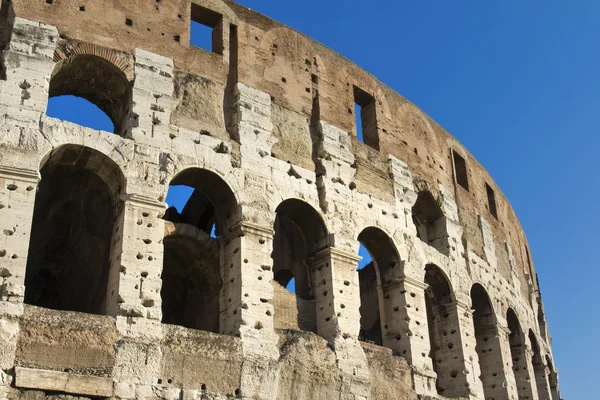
top-left (545, 355), bottom-right (560, 400)
top-left (471, 284), bottom-right (506, 399)
top-left (529, 330), bottom-right (551, 400)
top-left (47, 95), bottom-right (115, 132)
top-left (356, 227), bottom-right (400, 346)
top-left (424, 264), bottom-right (464, 396)
top-left (24, 145), bottom-right (125, 315)
top-left (48, 55), bottom-right (132, 136)
top-left (272, 199), bottom-right (328, 333)
top-left (507, 308), bottom-right (535, 399)
top-left (161, 168), bottom-right (237, 332)
top-left (412, 191), bottom-right (449, 254)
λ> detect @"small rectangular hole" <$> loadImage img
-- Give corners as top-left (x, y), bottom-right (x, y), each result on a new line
top-left (353, 86), bottom-right (379, 150)
top-left (190, 4), bottom-right (223, 54)
top-left (486, 183), bottom-right (497, 219)
top-left (452, 150), bottom-right (469, 191)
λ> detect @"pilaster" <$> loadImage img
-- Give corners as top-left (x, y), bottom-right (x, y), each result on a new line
top-left (311, 246), bottom-right (371, 399)
top-left (130, 48), bottom-right (178, 145)
top-left (117, 194), bottom-right (166, 321)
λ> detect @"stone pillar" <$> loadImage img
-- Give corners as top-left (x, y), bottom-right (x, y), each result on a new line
top-left (0, 166), bottom-right (38, 376)
top-left (0, 166), bottom-right (38, 312)
top-left (116, 194), bottom-right (166, 321)
top-left (431, 298), bottom-right (474, 398)
top-left (311, 247), bottom-right (370, 400)
top-left (222, 220), bottom-right (280, 399)
top-left (534, 359), bottom-right (552, 400)
top-left (232, 83), bottom-right (277, 172)
top-left (512, 343), bottom-right (537, 400)
top-left (497, 323), bottom-right (519, 400)
top-left (456, 300), bottom-right (486, 400)
top-left (380, 277), bottom-right (437, 397)
top-left (131, 48), bottom-right (178, 145)
top-left (0, 18), bottom-right (57, 119)
top-left (474, 322), bottom-right (516, 400)
top-left (113, 194), bottom-right (166, 386)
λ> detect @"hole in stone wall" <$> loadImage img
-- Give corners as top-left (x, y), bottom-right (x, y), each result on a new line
top-left (272, 199), bottom-right (328, 333)
top-left (412, 191), bottom-right (449, 254)
top-left (356, 227), bottom-right (399, 347)
top-left (353, 86), bottom-right (379, 150)
top-left (471, 283), bottom-right (501, 399)
top-left (46, 95), bottom-right (114, 133)
top-left (424, 264), bottom-right (460, 396)
top-left (47, 55), bottom-right (132, 136)
top-left (452, 150), bottom-right (469, 191)
top-left (24, 145), bottom-right (125, 315)
top-left (190, 3), bottom-right (223, 54)
top-left (486, 183), bottom-right (498, 219)
top-left (161, 168), bottom-right (237, 332)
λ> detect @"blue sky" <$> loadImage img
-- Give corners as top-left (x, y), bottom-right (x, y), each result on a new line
top-left (47, 1), bottom-right (597, 397)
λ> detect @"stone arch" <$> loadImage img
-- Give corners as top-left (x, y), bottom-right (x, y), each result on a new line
top-left (424, 264), bottom-right (467, 397)
top-left (471, 283), bottom-right (509, 400)
top-left (507, 307), bottom-right (536, 399)
top-left (24, 144), bottom-right (126, 316)
top-left (271, 198), bottom-right (329, 333)
top-left (529, 330), bottom-right (551, 400)
top-left (397, 103), bottom-right (441, 163)
top-left (49, 51), bottom-right (133, 136)
top-left (545, 355), bottom-right (560, 400)
top-left (356, 227), bottom-right (401, 346)
top-left (161, 168), bottom-right (239, 332)
top-left (412, 189), bottom-right (449, 254)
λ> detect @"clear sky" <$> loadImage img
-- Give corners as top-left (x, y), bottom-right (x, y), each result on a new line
top-left (46, 1), bottom-right (597, 398)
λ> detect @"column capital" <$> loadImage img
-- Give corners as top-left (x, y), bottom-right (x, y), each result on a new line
top-left (314, 246), bottom-right (361, 264)
top-left (400, 275), bottom-right (429, 291)
top-left (120, 193), bottom-right (166, 209)
top-left (234, 221), bottom-right (274, 238)
top-left (0, 165), bottom-right (40, 183)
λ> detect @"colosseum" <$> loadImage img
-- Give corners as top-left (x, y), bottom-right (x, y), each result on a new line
top-left (0, 0), bottom-right (560, 399)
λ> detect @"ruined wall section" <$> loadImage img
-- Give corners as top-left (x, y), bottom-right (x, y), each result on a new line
top-left (0, 1), bottom-right (559, 399)
top-left (2, 0), bottom-right (538, 298)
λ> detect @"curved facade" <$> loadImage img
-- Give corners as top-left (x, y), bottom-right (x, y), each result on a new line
top-left (0, 1), bottom-right (559, 399)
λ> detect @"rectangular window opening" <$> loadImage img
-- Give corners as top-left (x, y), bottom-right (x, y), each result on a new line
top-left (353, 86), bottom-right (379, 150)
top-left (190, 4), bottom-right (223, 54)
top-left (452, 150), bottom-right (469, 191)
top-left (486, 183), bottom-right (498, 219)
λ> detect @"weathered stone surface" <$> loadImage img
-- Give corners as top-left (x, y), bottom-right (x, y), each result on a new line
top-left (0, 1), bottom-right (560, 400)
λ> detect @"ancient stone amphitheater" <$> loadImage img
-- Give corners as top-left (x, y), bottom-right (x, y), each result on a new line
top-left (0, 0), bottom-right (560, 399)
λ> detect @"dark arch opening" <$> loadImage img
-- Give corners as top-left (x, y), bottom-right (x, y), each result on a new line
top-left (412, 191), bottom-right (448, 254)
top-left (529, 330), bottom-right (551, 399)
top-left (507, 308), bottom-right (534, 398)
top-left (24, 145), bottom-right (125, 315)
top-left (356, 227), bottom-right (400, 346)
top-left (471, 284), bottom-right (504, 399)
top-left (161, 168), bottom-right (238, 332)
top-left (545, 355), bottom-right (560, 400)
top-left (424, 264), bottom-right (459, 396)
top-left (48, 55), bottom-right (132, 136)
top-left (274, 269), bottom-right (294, 288)
top-left (272, 199), bottom-right (328, 333)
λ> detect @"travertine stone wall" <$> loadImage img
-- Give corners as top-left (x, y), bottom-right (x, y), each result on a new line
top-left (0, 1), bottom-right (560, 399)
